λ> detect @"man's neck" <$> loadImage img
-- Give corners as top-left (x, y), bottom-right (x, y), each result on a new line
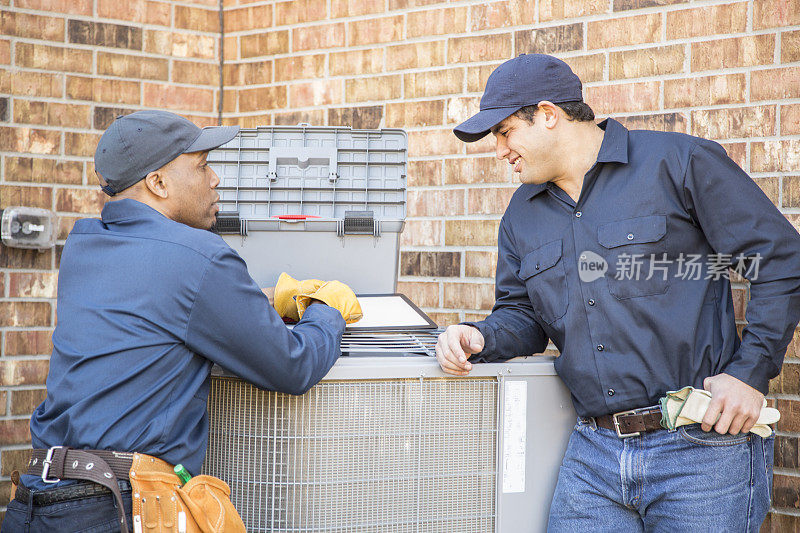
top-left (550, 123), bottom-right (606, 203)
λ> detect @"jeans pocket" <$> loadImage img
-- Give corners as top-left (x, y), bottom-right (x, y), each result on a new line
top-left (678, 425), bottom-right (750, 446)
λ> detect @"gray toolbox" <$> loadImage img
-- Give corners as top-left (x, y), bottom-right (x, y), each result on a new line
top-left (207, 124), bottom-right (407, 293)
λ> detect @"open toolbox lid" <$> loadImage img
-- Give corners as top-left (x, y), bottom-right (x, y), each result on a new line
top-left (207, 124), bottom-right (407, 237)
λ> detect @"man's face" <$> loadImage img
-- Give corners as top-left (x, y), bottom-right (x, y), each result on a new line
top-left (164, 151), bottom-right (220, 230)
top-left (491, 112), bottom-right (558, 185)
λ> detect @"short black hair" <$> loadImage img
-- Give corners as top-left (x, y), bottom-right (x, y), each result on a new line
top-left (513, 101), bottom-right (595, 123)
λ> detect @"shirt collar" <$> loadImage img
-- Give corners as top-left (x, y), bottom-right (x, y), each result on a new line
top-left (101, 198), bottom-right (168, 223)
top-left (525, 118), bottom-right (630, 200)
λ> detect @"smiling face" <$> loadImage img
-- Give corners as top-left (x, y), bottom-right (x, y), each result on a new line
top-left (162, 150), bottom-right (220, 230)
top-left (491, 108), bottom-right (562, 185)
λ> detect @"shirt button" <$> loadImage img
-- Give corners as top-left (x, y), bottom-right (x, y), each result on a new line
top-left (627, 233), bottom-right (634, 240)
top-left (607, 388), bottom-right (615, 396)
top-left (535, 263), bottom-right (540, 270)
top-left (588, 299), bottom-right (595, 306)
top-left (596, 344), bottom-right (604, 351)
top-left (575, 211), bottom-right (582, 218)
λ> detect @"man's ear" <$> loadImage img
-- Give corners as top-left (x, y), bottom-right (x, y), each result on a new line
top-left (143, 170), bottom-right (169, 199)
top-left (537, 101), bottom-right (560, 129)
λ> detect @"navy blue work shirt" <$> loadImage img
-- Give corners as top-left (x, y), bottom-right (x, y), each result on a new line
top-left (28, 199), bottom-right (345, 487)
top-left (466, 119), bottom-right (800, 417)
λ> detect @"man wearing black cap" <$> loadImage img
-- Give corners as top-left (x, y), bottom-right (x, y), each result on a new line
top-left (436, 54), bottom-right (800, 530)
top-left (2, 111), bottom-right (355, 532)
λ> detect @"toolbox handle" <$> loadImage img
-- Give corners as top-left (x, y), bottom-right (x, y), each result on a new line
top-left (268, 147), bottom-right (338, 182)
top-left (271, 215), bottom-right (321, 222)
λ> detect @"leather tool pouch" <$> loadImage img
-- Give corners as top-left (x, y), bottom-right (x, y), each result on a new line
top-left (129, 453), bottom-right (245, 532)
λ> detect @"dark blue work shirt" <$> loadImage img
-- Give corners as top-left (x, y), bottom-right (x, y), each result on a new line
top-left (29, 199), bottom-right (344, 487)
top-left (467, 119), bottom-right (800, 417)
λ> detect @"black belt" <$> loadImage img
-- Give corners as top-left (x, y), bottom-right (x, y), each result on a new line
top-left (25, 448), bottom-right (134, 533)
top-left (14, 479), bottom-right (132, 506)
top-left (586, 405), bottom-right (664, 437)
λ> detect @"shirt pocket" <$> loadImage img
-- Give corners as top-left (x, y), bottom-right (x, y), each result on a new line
top-left (598, 214), bottom-right (669, 300)
top-left (519, 239), bottom-right (569, 324)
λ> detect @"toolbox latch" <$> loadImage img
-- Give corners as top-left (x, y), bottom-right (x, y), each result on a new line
top-left (341, 211), bottom-right (378, 237)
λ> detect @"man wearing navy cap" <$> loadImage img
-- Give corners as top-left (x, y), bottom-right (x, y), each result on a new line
top-left (3, 111), bottom-right (355, 532)
top-left (437, 54), bottom-right (800, 530)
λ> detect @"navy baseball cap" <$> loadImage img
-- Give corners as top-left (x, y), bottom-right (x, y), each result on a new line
top-left (94, 110), bottom-right (240, 196)
top-left (454, 54), bottom-right (583, 142)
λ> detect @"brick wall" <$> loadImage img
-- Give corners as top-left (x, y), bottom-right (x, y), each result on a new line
top-left (2, 0), bottom-right (800, 528)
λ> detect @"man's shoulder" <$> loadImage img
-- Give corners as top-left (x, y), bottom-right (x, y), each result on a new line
top-left (627, 128), bottom-right (713, 154)
top-left (154, 220), bottom-right (232, 260)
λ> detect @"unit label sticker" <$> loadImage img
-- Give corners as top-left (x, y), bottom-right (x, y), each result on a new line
top-left (502, 380), bottom-right (527, 493)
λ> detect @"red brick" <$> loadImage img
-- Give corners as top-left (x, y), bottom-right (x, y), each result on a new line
top-left (777, 399), bottom-right (800, 433)
top-left (588, 13), bottom-right (660, 49)
top-left (172, 60), bottom-right (219, 86)
top-left (0, 420), bottom-right (31, 445)
top-left (752, 177), bottom-right (779, 207)
top-left (0, 11), bottom-right (64, 41)
top-left (665, 74), bottom-right (746, 108)
top-left (405, 69), bottom-right (463, 98)
top-left (330, 49), bottom-right (383, 77)
top-left (223, 61), bottom-right (272, 86)
top-left (386, 101), bottom-right (444, 128)
top-left (175, 5), bottom-right (218, 32)
top-left (430, 312), bottom-right (460, 326)
top-left (466, 135), bottom-right (498, 156)
top-left (0, 302), bottom-right (51, 327)
top-left (540, 0), bottom-right (607, 21)
top-left (752, 67), bottom-right (800, 101)
top-left (65, 132), bottom-right (102, 157)
top-left (691, 106), bottom-right (776, 140)
top-left (615, 113), bottom-right (688, 134)
top-left (0, 246), bottom-right (52, 269)
top-left (348, 15), bottom-right (403, 46)
top-left (66, 76), bottom-right (140, 105)
top-left (0, 128), bottom-right (59, 155)
top-left (720, 142), bottom-right (747, 169)
top-left (399, 219), bottom-right (442, 246)
top-left (467, 64), bottom-right (501, 93)
top-left (332, 0), bottom-right (384, 18)
top-left (465, 251), bottom-right (498, 278)
top-left (409, 129), bottom-right (461, 158)
top-left (396, 281), bottom-right (439, 308)
top-left (386, 41), bottom-right (446, 70)
top-left (445, 219), bottom-right (500, 246)
top-left (240, 31), bottom-right (288, 58)
top-left (443, 282), bottom-right (495, 310)
top-left (56, 188), bottom-right (107, 214)
top-left (401, 251), bottom-right (461, 277)
top-left (98, 0), bottom-right (170, 25)
top-left (448, 34), bottom-right (511, 64)
top-left (388, 0), bottom-right (441, 8)
top-left (691, 34), bottom-right (775, 72)
top-left (468, 187), bottom-right (517, 215)
top-left (445, 157), bottom-right (509, 185)
top-left (754, 0), bottom-right (800, 29)
top-left (0, 185), bottom-right (51, 210)
top-left (223, 35), bottom-right (237, 62)
top-left (470, 1), bottom-right (535, 31)
top-left (407, 189), bottom-right (464, 217)
top-left (1, 449), bottom-right (33, 477)
top-left (143, 83), bottom-right (214, 112)
top-left (274, 55), bottom-right (325, 82)
top-left (144, 30), bottom-right (216, 59)
top-left (345, 75), bottom-right (402, 103)
top-left (407, 7), bottom-right (468, 38)
top-left (292, 23), bottom-right (345, 52)
top-left (783, 30), bottom-right (800, 63)
top-left (515, 23), bottom-right (582, 55)
top-left (17, 0), bottom-right (92, 14)
top-left (781, 104), bottom-right (800, 135)
top-left (224, 4), bottom-right (272, 32)
top-left (275, 0), bottom-right (328, 24)
top-left (98, 52), bottom-right (169, 81)
top-left (752, 141), bottom-right (800, 172)
top-left (667, 3), bottom-right (747, 39)
top-left (407, 160), bottom-right (442, 187)
top-left (610, 45), bottom-right (685, 80)
top-left (784, 177), bottom-right (800, 209)
top-left (238, 86), bottom-right (286, 112)
top-left (0, 39), bottom-right (9, 64)
top-left (585, 82), bottom-right (659, 114)
top-left (11, 388), bottom-right (47, 415)
top-left (4, 157), bottom-right (83, 185)
top-left (613, 0), bottom-right (687, 9)
top-left (274, 109), bottom-right (324, 126)
top-left (289, 80), bottom-right (342, 107)
top-left (67, 20), bottom-right (142, 50)
top-left (0, 70), bottom-right (63, 99)
top-left (327, 106), bottom-right (382, 129)
top-left (446, 96), bottom-right (480, 127)
top-left (15, 43), bottom-right (92, 74)
top-left (13, 100), bottom-right (91, 129)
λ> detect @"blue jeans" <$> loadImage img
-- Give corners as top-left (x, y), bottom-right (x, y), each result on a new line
top-left (1, 483), bottom-right (132, 533)
top-left (547, 419), bottom-right (774, 532)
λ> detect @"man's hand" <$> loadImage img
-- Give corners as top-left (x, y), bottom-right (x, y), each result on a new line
top-left (435, 325), bottom-right (485, 376)
top-left (701, 373), bottom-right (765, 434)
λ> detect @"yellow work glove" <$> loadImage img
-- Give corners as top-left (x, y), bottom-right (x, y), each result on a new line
top-left (660, 386), bottom-right (779, 438)
top-left (273, 272), bottom-right (325, 322)
top-left (296, 280), bottom-right (363, 324)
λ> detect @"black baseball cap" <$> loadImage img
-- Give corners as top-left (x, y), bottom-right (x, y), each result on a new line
top-left (453, 54), bottom-right (583, 143)
top-left (94, 110), bottom-right (240, 196)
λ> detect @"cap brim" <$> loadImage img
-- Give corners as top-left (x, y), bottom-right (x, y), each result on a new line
top-left (185, 125), bottom-right (240, 153)
top-left (453, 106), bottom-right (523, 143)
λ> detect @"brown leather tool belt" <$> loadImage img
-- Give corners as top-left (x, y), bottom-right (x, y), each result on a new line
top-left (587, 405), bottom-right (665, 438)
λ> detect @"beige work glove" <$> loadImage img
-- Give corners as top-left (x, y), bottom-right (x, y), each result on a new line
top-left (660, 386), bottom-right (779, 438)
top-left (273, 272), bottom-right (325, 322)
top-left (296, 280), bottom-right (363, 324)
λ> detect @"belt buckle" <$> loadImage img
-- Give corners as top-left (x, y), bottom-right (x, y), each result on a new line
top-left (41, 446), bottom-right (63, 484)
top-left (612, 410), bottom-right (641, 438)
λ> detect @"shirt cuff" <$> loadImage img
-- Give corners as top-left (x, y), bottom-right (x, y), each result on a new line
top-left (460, 320), bottom-right (497, 363)
top-left (720, 349), bottom-right (776, 395)
top-left (300, 302), bottom-right (346, 329)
